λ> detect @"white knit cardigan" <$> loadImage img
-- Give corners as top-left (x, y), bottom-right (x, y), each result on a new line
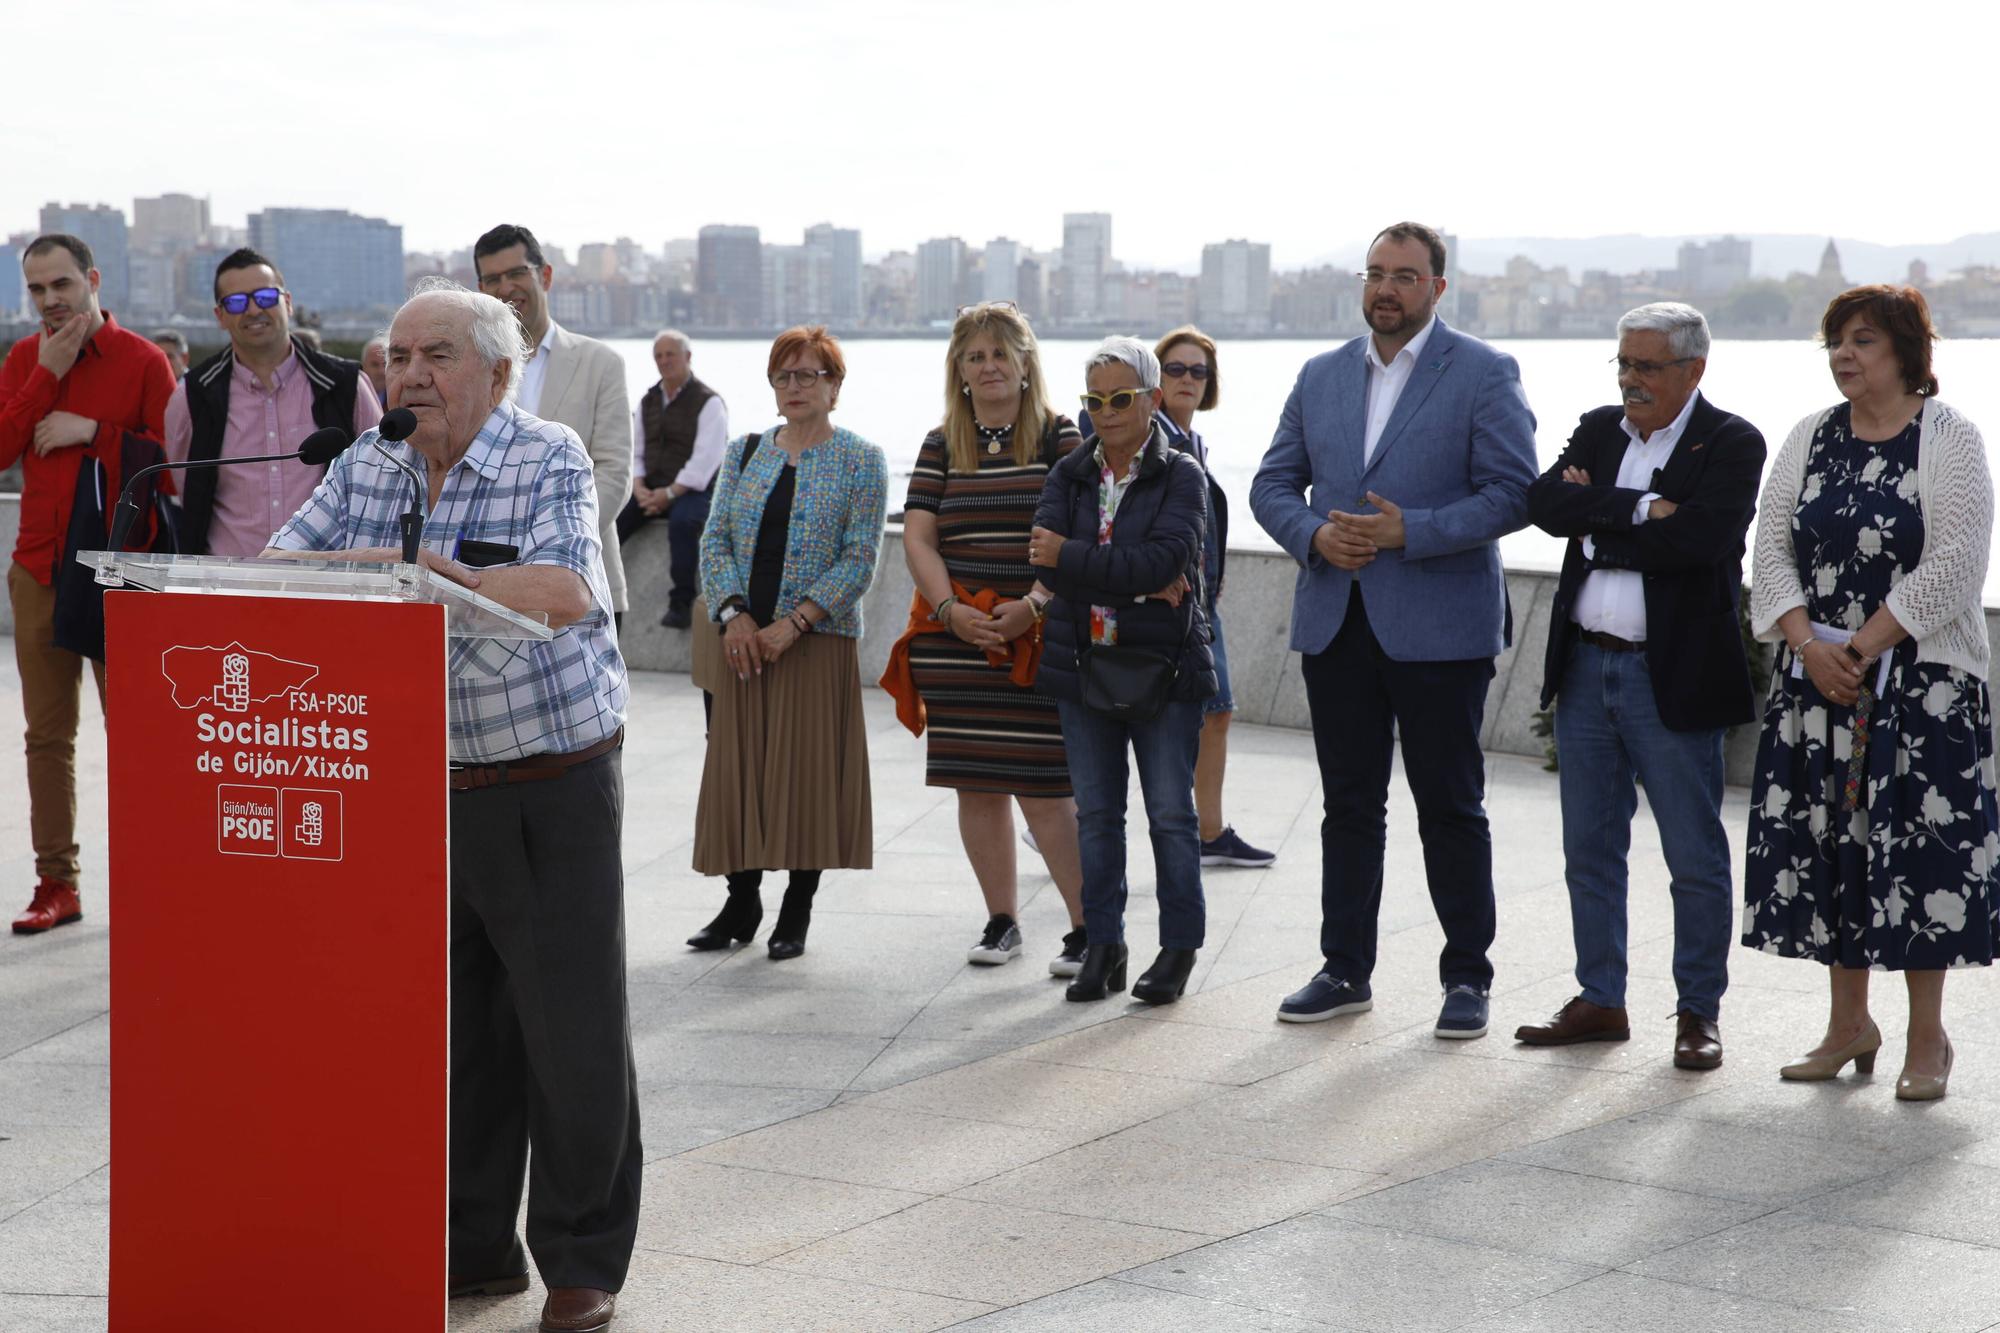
top-left (1749, 397), bottom-right (1993, 679)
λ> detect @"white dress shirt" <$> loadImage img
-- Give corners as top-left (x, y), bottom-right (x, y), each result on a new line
top-left (1571, 390), bottom-right (1703, 641)
top-left (1361, 315), bottom-right (1437, 466)
top-left (515, 321), bottom-right (558, 417)
top-left (630, 381), bottom-right (731, 492)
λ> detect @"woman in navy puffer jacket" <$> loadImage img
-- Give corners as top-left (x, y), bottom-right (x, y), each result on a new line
top-left (1028, 336), bottom-right (1216, 1006)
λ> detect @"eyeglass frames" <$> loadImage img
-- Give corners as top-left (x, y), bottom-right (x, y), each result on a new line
top-left (218, 287), bottom-right (285, 315)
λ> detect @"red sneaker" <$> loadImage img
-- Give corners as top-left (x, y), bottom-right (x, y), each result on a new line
top-left (11, 878), bottom-right (83, 934)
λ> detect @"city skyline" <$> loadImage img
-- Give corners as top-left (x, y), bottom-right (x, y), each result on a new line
top-left (7, 192), bottom-right (2000, 341)
top-left (9, 1), bottom-right (1999, 267)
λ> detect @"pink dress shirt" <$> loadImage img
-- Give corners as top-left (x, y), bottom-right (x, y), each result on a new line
top-left (164, 352), bottom-right (383, 557)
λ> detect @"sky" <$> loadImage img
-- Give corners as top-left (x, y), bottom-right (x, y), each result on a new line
top-left (8, 0), bottom-right (1998, 270)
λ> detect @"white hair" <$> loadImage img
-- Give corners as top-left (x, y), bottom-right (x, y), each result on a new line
top-left (363, 333), bottom-right (387, 354)
top-left (403, 276), bottom-right (527, 397)
top-left (1617, 302), bottom-right (1711, 361)
top-left (653, 328), bottom-right (691, 353)
top-left (1085, 335), bottom-right (1160, 391)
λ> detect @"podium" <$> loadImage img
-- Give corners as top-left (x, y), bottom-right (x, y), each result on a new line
top-left (92, 553), bottom-right (551, 1332)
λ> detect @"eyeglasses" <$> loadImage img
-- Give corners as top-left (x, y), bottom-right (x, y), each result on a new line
top-left (1080, 389), bottom-right (1151, 413)
top-left (770, 368), bottom-right (837, 388)
top-left (1162, 361), bottom-right (1209, 381)
top-left (957, 301), bottom-right (1019, 316)
top-left (1356, 270), bottom-right (1435, 290)
top-left (1611, 356), bottom-right (1696, 377)
top-left (218, 287), bottom-right (285, 315)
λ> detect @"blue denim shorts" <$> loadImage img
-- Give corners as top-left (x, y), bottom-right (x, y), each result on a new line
top-left (1205, 604), bottom-right (1235, 716)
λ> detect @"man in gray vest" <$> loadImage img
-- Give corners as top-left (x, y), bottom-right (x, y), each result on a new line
top-left (616, 329), bottom-right (727, 628)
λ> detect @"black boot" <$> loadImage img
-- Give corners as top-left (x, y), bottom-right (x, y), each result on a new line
top-left (1064, 940), bottom-right (1128, 1002)
top-left (1132, 948), bottom-right (1197, 1005)
top-left (688, 872), bottom-right (762, 950)
top-left (768, 871), bottom-right (821, 961)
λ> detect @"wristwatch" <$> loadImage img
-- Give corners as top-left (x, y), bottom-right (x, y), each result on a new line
top-left (717, 601), bottom-right (745, 635)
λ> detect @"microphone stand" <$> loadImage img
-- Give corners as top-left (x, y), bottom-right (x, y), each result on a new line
top-left (369, 438), bottom-right (428, 565)
top-left (107, 450), bottom-right (307, 552)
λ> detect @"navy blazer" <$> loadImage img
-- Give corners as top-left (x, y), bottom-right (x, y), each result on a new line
top-left (1249, 319), bottom-right (1539, 660)
top-left (1033, 426), bottom-right (1217, 705)
top-left (1527, 394), bottom-right (1767, 731)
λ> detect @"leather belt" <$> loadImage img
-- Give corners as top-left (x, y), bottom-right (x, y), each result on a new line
top-left (1578, 629), bottom-right (1644, 654)
top-left (449, 727), bottom-right (624, 792)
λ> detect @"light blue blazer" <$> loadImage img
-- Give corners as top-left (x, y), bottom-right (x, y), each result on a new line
top-left (1249, 319), bottom-right (1539, 661)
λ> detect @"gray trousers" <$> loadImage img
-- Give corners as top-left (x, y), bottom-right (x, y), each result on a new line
top-left (446, 751), bottom-right (642, 1290)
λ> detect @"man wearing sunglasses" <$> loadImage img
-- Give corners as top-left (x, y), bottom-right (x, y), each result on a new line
top-left (164, 248), bottom-right (382, 557)
top-left (1251, 220), bottom-right (1539, 1039)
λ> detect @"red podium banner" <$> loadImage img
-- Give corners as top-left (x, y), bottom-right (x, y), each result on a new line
top-left (106, 590), bottom-right (449, 1330)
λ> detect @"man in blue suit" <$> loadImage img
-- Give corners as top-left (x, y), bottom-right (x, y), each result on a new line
top-left (1250, 221), bottom-right (1538, 1037)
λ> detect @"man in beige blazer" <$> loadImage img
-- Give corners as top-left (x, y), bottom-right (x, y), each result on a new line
top-left (474, 224), bottom-right (633, 619)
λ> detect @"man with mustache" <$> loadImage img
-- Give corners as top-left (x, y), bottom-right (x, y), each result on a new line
top-left (1518, 303), bottom-right (1765, 1069)
top-left (0, 233), bottom-right (176, 934)
top-left (164, 248), bottom-right (383, 556)
top-left (474, 225), bottom-right (632, 628)
top-left (1250, 221), bottom-right (1538, 1037)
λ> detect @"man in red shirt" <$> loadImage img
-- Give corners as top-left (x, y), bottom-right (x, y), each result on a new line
top-left (0, 234), bottom-right (175, 934)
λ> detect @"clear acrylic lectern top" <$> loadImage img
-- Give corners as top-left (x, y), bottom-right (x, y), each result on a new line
top-left (85, 552), bottom-right (554, 642)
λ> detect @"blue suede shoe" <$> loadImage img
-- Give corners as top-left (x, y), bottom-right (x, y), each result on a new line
top-left (1276, 971), bottom-right (1372, 1024)
top-left (1435, 984), bottom-right (1490, 1040)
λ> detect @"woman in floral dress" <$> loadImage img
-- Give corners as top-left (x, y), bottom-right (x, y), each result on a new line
top-left (1744, 285), bottom-right (1995, 1101)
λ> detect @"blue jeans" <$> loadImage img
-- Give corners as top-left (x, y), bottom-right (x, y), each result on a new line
top-left (1555, 642), bottom-right (1732, 1019)
top-left (1056, 698), bottom-right (1206, 949)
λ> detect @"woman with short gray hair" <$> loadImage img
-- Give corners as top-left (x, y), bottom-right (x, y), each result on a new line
top-left (1026, 337), bottom-right (1216, 1003)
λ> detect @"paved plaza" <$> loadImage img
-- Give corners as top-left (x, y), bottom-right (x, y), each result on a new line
top-left (4, 659), bottom-right (2000, 1331)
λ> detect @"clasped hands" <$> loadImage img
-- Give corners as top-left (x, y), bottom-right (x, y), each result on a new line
top-left (723, 610), bottom-right (808, 680)
top-left (633, 480), bottom-right (681, 517)
top-left (1312, 492), bottom-right (1404, 570)
top-left (1798, 638), bottom-right (1875, 709)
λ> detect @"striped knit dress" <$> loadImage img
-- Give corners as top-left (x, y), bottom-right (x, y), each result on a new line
top-left (904, 418), bottom-right (1080, 796)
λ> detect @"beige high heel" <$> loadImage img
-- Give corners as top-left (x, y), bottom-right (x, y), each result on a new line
top-left (1780, 1020), bottom-right (1882, 1081)
top-left (1895, 1040), bottom-right (1953, 1102)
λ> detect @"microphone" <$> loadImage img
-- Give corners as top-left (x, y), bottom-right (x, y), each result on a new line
top-left (106, 427), bottom-right (356, 553)
top-left (370, 408), bottom-right (427, 564)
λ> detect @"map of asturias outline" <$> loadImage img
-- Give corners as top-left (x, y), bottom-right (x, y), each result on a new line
top-left (161, 643), bottom-right (321, 712)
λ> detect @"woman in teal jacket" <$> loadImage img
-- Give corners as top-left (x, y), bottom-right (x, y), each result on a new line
top-left (690, 326), bottom-right (888, 960)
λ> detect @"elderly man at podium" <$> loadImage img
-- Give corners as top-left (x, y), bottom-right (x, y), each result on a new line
top-left (263, 279), bottom-right (636, 1333)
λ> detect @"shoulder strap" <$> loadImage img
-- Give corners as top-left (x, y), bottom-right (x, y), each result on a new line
top-left (739, 432), bottom-right (761, 471)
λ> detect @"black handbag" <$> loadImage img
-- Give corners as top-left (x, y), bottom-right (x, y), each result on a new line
top-left (1073, 576), bottom-right (1198, 723)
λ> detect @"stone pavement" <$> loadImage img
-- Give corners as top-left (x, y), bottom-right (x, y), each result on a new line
top-left (4, 661), bottom-right (2000, 1332)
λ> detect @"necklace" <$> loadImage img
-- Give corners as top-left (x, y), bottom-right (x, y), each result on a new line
top-left (975, 422), bottom-right (1015, 455)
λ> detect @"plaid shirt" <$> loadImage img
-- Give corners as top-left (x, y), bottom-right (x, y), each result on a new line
top-left (270, 400), bottom-right (628, 763)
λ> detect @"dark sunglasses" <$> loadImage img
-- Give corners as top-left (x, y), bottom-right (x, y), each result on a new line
top-left (218, 287), bottom-right (285, 315)
top-left (1080, 389), bottom-right (1150, 413)
top-left (1162, 361), bottom-right (1210, 381)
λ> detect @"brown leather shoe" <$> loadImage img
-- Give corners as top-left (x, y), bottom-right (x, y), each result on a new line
top-left (542, 1287), bottom-right (616, 1332)
top-left (448, 1270), bottom-right (530, 1298)
top-left (1673, 1011), bottom-right (1723, 1070)
top-left (1514, 996), bottom-right (1631, 1045)
top-left (11, 878), bottom-right (82, 934)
